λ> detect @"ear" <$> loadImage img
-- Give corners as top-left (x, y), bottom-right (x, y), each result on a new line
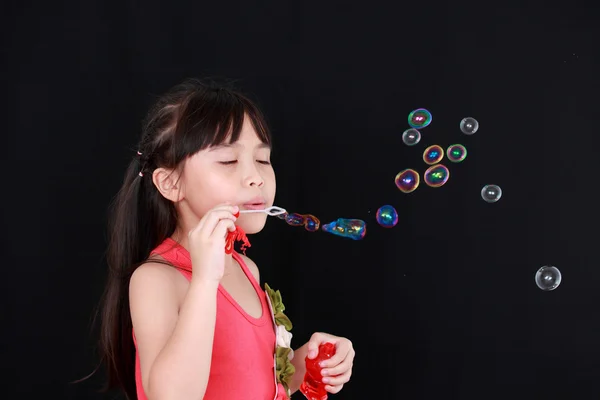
top-left (152, 167), bottom-right (184, 202)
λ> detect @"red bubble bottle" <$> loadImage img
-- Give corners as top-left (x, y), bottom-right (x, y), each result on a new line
top-left (300, 342), bottom-right (336, 400)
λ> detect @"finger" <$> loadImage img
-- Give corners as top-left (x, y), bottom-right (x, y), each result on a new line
top-left (321, 358), bottom-right (352, 379)
top-left (322, 368), bottom-right (351, 387)
top-left (307, 333), bottom-right (331, 359)
top-left (319, 343), bottom-right (351, 368)
top-left (189, 205), bottom-right (237, 236)
top-left (197, 210), bottom-right (238, 238)
top-left (324, 384), bottom-right (344, 394)
top-left (212, 218), bottom-right (237, 240)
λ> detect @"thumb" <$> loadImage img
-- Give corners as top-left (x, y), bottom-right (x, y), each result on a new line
top-left (307, 333), bottom-right (324, 359)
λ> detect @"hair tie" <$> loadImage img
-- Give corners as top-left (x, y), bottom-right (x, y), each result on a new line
top-left (136, 150), bottom-right (144, 177)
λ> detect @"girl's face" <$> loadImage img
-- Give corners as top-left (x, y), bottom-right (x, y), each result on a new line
top-left (178, 115), bottom-right (276, 234)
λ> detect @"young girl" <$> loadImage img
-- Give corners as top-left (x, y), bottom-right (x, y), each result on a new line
top-left (99, 79), bottom-right (355, 400)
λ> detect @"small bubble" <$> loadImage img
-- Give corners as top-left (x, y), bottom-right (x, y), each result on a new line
top-left (408, 108), bottom-right (432, 129)
top-left (395, 169), bottom-right (420, 193)
top-left (402, 128), bottom-right (421, 146)
top-left (423, 145), bottom-right (444, 165)
top-left (446, 144), bottom-right (467, 163)
top-left (535, 266), bottom-right (562, 291)
top-left (481, 184), bottom-right (502, 203)
top-left (303, 214), bottom-right (320, 232)
top-left (375, 205), bottom-right (398, 228)
top-left (424, 164), bottom-right (449, 187)
top-left (284, 213), bottom-right (305, 226)
top-left (460, 117), bottom-right (479, 135)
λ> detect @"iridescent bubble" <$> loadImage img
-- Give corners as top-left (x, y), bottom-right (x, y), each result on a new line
top-left (375, 205), bottom-right (398, 228)
top-left (402, 128), bottom-right (421, 146)
top-left (481, 184), bottom-right (502, 203)
top-left (395, 169), bottom-right (420, 193)
top-left (535, 265), bottom-right (562, 291)
top-left (460, 117), bottom-right (479, 135)
top-left (322, 218), bottom-right (367, 240)
top-left (424, 164), bottom-right (449, 187)
top-left (284, 213), bottom-right (306, 226)
top-left (303, 214), bottom-right (320, 232)
top-left (423, 145), bottom-right (444, 165)
top-left (276, 212), bottom-right (288, 220)
top-left (446, 144), bottom-right (467, 163)
top-left (408, 108), bottom-right (432, 129)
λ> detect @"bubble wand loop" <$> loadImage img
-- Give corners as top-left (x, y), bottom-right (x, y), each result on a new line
top-left (238, 206), bottom-right (287, 216)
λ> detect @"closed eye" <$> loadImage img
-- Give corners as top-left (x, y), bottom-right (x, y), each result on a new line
top-left (257, 160), bottom-right (271, 165)
top-left (219, 160), bottom-right (237, 165)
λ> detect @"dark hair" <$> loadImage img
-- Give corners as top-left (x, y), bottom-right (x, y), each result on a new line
top-left (98, 78), bottom-right (272, 399)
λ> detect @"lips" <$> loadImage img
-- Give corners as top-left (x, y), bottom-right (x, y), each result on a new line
top-left (243, 197), bottom-right (267, 206)
top-left (242, 196), bottom-right (266, 210)
top-left (242, 203), bottom-right (266, 210)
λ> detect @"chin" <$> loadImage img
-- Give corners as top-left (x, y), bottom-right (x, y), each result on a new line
top-left (237, 216), bottom-right (268, 235)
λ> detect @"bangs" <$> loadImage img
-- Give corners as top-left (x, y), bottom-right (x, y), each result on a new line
top-left (173, 87), bottom-right (272, 159)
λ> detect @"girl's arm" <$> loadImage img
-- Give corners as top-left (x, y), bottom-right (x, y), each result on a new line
top-left (129, 263), bottom-right (219, 400)
top-left (289, 343), bottom-right (310, 394)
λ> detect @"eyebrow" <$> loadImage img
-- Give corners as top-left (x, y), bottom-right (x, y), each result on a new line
top-left (209, 142), bottom-right (271, 151)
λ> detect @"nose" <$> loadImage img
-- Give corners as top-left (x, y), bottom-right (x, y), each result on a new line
top-left (243, 165), bottom-right (264, 188)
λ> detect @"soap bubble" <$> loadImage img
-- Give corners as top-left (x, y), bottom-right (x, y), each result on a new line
top-left (424, 164), bottom-right (449, 187)
top-left (395, 169), bottom-right (420, 193)
top-left (375, 205), bottom-right (398, 228)
top-left (535, 266), bottom-right (562, 291)
top-left (322, 218), bottom-right (367, 240)
top-left (423, 145), bottom-right (444, 165)
top-left (408, 108), bottom-right (432, 129)
top-left (446, 144), bottom-right (467, 163)
top-left (284, 213), bottom-right (305, 226)
top-left (402, 128), bottom-right (421, 146)
top-left (460, 117), bottom-right (479, 135)
top-left (303, 214), bottom-right (320, 232)
top-left (481, 184), bottom-right (502, 203)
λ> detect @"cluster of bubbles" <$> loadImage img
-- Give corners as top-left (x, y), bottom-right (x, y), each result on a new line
top-left (397, 109), bottom-right (474, 193)
top-left (398, 109), bottom-right (502, 204)
top-left (278, 108), bottom-right (559, 292)
top-left (276, 211), bottom-right (367, 241)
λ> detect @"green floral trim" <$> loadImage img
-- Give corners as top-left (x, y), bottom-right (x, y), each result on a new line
top-left (265, 283), bottom-right (295, 398)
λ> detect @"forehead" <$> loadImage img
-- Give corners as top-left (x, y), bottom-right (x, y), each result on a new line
top-left (211, 123), bottom-right (271, 151)
top-left (237, 119), bottom-right (269, 143)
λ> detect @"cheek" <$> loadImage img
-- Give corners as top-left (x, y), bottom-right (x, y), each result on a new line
top-left (184, 171), bottom-right (237, 206)
top-left (264, 170), bottom-right (276, 198)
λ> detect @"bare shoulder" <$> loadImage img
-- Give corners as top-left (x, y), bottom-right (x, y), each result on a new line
top-left (239, 253), bottom-right (260, 283)
top-left (129, 261), bottom-right (189, 306)
top-left (130, 261), bottom-right (182, 291)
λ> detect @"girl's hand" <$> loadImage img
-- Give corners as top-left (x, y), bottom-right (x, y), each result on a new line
top-left (306, 332), bottom-right (355, 394)
top-left (187, 203), bottom-right (238, 283)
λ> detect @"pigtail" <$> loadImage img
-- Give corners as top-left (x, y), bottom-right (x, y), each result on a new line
top-left (100, 158), bottom-right (149, 399)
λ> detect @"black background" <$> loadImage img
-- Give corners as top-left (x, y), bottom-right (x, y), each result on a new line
top-left (4, 1), bottom-right (600, 399)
